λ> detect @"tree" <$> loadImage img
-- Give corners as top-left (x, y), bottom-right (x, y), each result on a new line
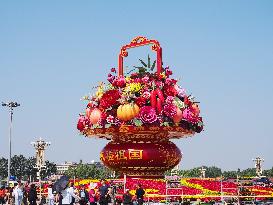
top-left (25, 157), bottom-right (37, 181)
top-left (240, 168), bottom-right (256, 177)
top-left (223, 171), bottom-right (237, 178)
top-left (0, 157), bottom-right (8, 179)
top-left (206, 166), bottom-right (222, 178)
top-left (41, 160), bottom-right (57, 179)
top-left (64, 164), bottom-right (112, 179)
top-left (10, 155), bottom-right (28, 180)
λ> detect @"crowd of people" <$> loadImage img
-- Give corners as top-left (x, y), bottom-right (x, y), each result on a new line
top-left (0, 179), bottom-right (145, 205)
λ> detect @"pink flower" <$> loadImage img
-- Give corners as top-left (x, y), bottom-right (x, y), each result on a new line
top-left (139, 106), bottom-right (158, 124)
top-left (106, 115), bottom-right (115, 123)
top-left (113, 76), bottom-right (126, 88)
top-left (114, 118), bottom-right (122, 126)
top-left (77, 115), bottom-right (90, 131)
top-left (165, 78), bottom-right (173, 85)
top-left (166, 96), bottom-right (174, 105)
top-left (176, 86), bottom-right (186, 97)
top-left (165, 68), bottom-right (173, 76)
top-left (155, 81), bottom-right (164, 88)
top-left (111, 68), bottom-right (116, 73)
top-left (182, 108), bottom-right (199, 123)
top-left (163, 104), bottom-right (177, 118)
top-left (107, 75), bottom-right (115, 83)
top-left (142, 76), bottom-right (149, 83)
top-left (142, 91), bottom-right (151, 99)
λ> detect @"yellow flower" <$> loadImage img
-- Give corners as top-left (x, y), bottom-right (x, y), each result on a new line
top-left (96, 82), bottom-right (104, 98)
top-left (160, 72), bottom-right (166, 79)
top-left (126, 82), bottom-right (142, 93)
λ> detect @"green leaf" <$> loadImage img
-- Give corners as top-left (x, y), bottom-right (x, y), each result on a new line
top-left (133, 119), bottom-right (143, 127)
top-left (151, 60), bottom-right (156, 70)
top-left (174, 97), bottom-right (186, 109)
top-left (105, 124), bottom-right (111, 128)
top-left (139, 59), bottom-right (147, 67)
top-left (163, 122), bottom-right (169, 126)
top-left (148, 55), bottom-right (151, 68)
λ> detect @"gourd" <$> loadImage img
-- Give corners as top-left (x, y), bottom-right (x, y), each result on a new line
top-left (117, 103), bottom-right (140, 121)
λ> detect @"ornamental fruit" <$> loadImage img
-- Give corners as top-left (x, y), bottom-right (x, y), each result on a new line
top-left (117, 103), bottom-right (140, 121)
top-left (192, 103), bottom-right (200, 116)
top-left (86, 107), bottom-right (91, 118)
top-left (173, 107), bottom-right (183, 123)
top-left (90, 108), bottom-right (102, 124)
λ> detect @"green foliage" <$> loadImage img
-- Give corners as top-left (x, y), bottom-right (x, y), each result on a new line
top-left (0, 155), bottom-right (57, 181)
top-left (64, 164), bottom-right (113, 179)
top-left (0, 158), bottom-right (8, 179)
top-left (132, 55), bottom-right (157, 74)
top-left (172, 166), bottom-right (273, 178)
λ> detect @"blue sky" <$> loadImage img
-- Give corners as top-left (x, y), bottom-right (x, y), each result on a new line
top-left (0, 1), bottom-right (273, 170)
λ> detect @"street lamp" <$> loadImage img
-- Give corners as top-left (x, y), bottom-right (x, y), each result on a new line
top-left (252, 156), bottom-right (264, 177)
top-left (2, 101), bottom-right (20, 185)
top-left (31, 137), bottom-right (51, 201)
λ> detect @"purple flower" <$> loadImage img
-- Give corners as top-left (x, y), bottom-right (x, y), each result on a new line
top-left (139, 106), bottom-right (158, 124)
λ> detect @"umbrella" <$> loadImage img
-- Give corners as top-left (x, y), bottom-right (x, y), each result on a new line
top-left (53, 175), bottom-right (70, 193)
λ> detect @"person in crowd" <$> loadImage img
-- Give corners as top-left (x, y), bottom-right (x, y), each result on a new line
top-left (0, 186), bottom-right (6, 205)
top-left (61, 184), bottom-right (80, 205)
top-left (108, 181), bottom-right (117, 205)
top-left (28, 184), bottom-right (38, 205)
top-left (57, 191), bottom-right (63, 205)
top-left (123, 189), bottom-right (132, 205)
top-left (69, 183), bottom-right (76, 205)
top-left (47, 182), bottom-right (55, 205)
top-left (135, 184), bottom-right (145, 205)
top-left (13, 182), bottom-right (24, 205)
top-left (22, 181), bottom-right (30, 205)
top-left (7, 187), bottom-right (13, 205)
top-left (88, 183), bottom-right (97, 205)
top-left (79, 185), bottom-right (89, 205)
top-left (98, 179), bottom-right (109, 205)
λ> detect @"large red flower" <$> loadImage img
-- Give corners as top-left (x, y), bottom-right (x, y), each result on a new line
top-left (163, 85), bottom-right (178, 96)
top-left (99, 90), bottom-right (120, 109)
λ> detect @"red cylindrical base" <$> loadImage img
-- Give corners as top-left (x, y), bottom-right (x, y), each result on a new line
top-left (100, 140), bottom-right (182, 178)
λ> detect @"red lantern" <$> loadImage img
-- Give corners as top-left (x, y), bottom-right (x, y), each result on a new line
top-left (101, 140), bottom-right (182, 178)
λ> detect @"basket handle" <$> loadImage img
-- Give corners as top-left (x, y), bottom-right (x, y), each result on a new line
top-left (118, 36), bottom-right (162, 76)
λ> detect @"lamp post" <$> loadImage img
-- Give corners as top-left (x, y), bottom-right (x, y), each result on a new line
top-left (31, 137), bottom-right (51, 201)
top-left (2, 101), bottom-right (20, 186)
top-left (199, 166), bottom-right (206, 178)
top-left (252, 156), bottom-right (264, 177)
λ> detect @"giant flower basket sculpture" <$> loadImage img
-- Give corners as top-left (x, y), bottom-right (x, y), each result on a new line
top-left (77, 37), bottom-right (204, 178)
